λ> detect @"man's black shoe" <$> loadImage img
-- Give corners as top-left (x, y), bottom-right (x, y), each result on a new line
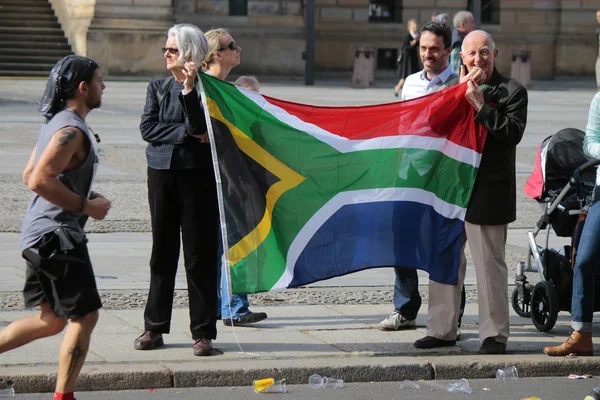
top-left (479, 337), bottom-right (506, 354)
top-left (134, 331), bottom-right (164, 350)
top-left (414, 336), bottom-right (456, 349)
top-left (223, 312), bottom-right (268, 326)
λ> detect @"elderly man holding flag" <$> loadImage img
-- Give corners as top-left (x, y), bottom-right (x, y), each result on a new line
top-left (415, 30), bottom-right (528, 354)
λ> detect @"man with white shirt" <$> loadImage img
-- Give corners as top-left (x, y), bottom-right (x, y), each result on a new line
top-left (379, 21), bottom-right (463, 332)
top-left (400, 21), bottom-right (457, 101)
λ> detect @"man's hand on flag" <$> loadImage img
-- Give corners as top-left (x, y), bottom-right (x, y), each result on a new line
top-left (465, 80), bottom-right (485, 112)
top-left (459, 65), bottom-right (486, 112)
top-left (459, 65), bottom-right (486, 85)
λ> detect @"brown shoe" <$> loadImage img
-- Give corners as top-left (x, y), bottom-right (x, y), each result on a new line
top-left (414, 336), bottom-right (456, 349)
top-left (193, 338), bottom-right (214, 356)
top-left (544, 330), bottom-right (593, 357)
top-left (133, 331), bottom-right (164, 350)
top-left (479, 337), bottom-right (507, 354)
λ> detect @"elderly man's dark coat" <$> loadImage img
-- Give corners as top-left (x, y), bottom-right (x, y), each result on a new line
top-left (447, 69), bottom-right (528, 225)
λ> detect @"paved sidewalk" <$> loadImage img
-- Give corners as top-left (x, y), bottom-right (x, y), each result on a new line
top-left (0, 79), bottom-right (599, 394)
top-left (0, 230), bottom-right (590, 395)
top-left (2, 302), bottom-right (600, 394)
top-left (0, 229), bottom-right (593, 395)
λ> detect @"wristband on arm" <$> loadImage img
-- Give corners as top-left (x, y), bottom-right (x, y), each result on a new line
top-left (76, 195), bottom-right (87, 213)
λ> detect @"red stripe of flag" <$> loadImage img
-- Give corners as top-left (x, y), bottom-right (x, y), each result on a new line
top-left (264, 82), bottom-right (485, 154)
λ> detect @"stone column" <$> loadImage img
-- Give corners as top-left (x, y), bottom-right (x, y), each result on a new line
top-left (49, 0), bottom-right (96, 56)
top-left (554, 0), bottom-right (598, 76)
top-left (86, 0), bottom-right (174, 76)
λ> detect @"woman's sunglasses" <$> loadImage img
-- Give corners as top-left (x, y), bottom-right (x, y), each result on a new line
top-left (218, 41), bottom-right (238, 52)
top-left (161, 47), bottom-right (179, 55)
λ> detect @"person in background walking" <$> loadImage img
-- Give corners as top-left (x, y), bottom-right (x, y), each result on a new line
top-left (450, 11), bottom-right (476, 74)
top-left (433, 12), bottom-right (448, 25)
top-left (393, 19), bottom-right (420, 97)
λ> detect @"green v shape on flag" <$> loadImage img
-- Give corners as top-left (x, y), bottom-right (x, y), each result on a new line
top-left (198, 72), bottom-right (487, 294)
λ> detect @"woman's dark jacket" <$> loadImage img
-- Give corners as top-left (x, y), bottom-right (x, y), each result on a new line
top-left (140, 78), bottom-right (212, 170)
top-left (399, 33), bottom-right (420, 80)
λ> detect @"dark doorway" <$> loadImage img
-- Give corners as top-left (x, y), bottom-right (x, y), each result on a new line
top-left (369, 0), bottom-right (401, 23)
top-left (229, 0), bottom-right (248, 16)
top-left (377, 48), bottom-right (398, 69)
top-left (468, 0), bottom-right (500, 24)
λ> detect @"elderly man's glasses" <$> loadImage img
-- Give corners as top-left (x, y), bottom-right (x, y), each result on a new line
top-left (218, 41), bottom-right (238, 52)
top-left (162, 47), bottom-right (179, 55)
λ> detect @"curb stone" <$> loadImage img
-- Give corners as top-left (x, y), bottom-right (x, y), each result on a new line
top-left (430, 355), bottom-right (600, 380)
top-left (3, 356), bottom-right (600, 393)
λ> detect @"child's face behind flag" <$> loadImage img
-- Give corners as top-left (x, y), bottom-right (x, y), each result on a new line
top-left (240, 83), bottom-right (259, 93)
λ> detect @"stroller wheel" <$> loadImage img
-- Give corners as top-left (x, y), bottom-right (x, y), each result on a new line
top-left (511, 286), bottom-right (531, 318)
top-left (531, 281), bottom-right (559, 332)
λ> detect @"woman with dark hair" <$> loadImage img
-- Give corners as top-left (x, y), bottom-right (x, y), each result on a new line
top-left (393, 19), bottom-right (420, 97)
top-left (0, 55), bottom-right (111, 400)
top-left (134, 23), bottom-right (220, 357)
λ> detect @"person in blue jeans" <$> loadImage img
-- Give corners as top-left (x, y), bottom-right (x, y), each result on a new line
top-left (378, 268), bottom-right (422, 330)
top-left (217, 75), bottom-right (267, 327)
top-left (217, 231), bottom-right (267, 326)
top-left (379, 21), bottom-right (466, 337)
top-left (378, 269), bottom-right (466, 337)
top-left (545, 92), bottom-right (600, 357)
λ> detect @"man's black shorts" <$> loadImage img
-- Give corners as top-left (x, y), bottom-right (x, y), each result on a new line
top-left (22, 231), bottom-right (102, 320)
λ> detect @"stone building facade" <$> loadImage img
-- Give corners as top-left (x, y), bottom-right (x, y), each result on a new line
top-left (52, 0), bottom-right (600, 79)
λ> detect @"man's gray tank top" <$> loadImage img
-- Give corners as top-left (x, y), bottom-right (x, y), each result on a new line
top-left (20, 108), bottom-right (98, 251)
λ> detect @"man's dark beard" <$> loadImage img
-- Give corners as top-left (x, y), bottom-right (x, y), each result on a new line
top-left (89, 99), bottom-right (102, 109)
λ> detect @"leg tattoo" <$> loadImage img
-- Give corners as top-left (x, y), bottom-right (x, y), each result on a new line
top-left (66, 340), bottom-right (84, 383)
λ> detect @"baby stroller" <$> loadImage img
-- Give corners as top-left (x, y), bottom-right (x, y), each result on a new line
top-left (511, 128), bottom-right (599, 332)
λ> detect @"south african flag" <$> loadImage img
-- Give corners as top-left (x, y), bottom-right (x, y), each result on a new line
top-left (199, 73), bottom-right (486, 294)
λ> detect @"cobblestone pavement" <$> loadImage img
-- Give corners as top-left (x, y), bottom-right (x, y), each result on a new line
top-left (0, 285), bottom-right (494, 310)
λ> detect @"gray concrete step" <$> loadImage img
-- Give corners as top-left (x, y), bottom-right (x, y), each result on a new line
top-left (0, 41), bottom-right (70, 50)
top-left (0, 12), bottom-right (57, 20)
top-left (0, 62), bottom-right (56, 71)
top-left (0, 6), bottom-right (52, 13)
top-left (0, 19), bottom-right (60, 28)
top-left (0, 54), bottom-right (70, 64)
top-left (0, 0), bottom-right (49, 7)
top-left (0, 47), bottom-right (71, 57)
top-left (0, 69), bottom-right (51, 76)
top-left (0, 33), bottom-right (67, 43)
top-left (0, 0), bottom-right (70, 78)
top-left (0, 26), bottom-right (65, 35)
top-left (0, 0), bottom-right (49, 4)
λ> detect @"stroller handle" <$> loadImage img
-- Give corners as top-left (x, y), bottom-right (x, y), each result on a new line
top-left (534, 158), bottom-right (599, 235)
top-left (571, 158), bottom-right (600, 190)
top-left (575, 158), bottom-right (600, 174)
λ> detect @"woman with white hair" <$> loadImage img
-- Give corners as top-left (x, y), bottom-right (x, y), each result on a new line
top-left (135, 23), bottom-right (220, 357)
